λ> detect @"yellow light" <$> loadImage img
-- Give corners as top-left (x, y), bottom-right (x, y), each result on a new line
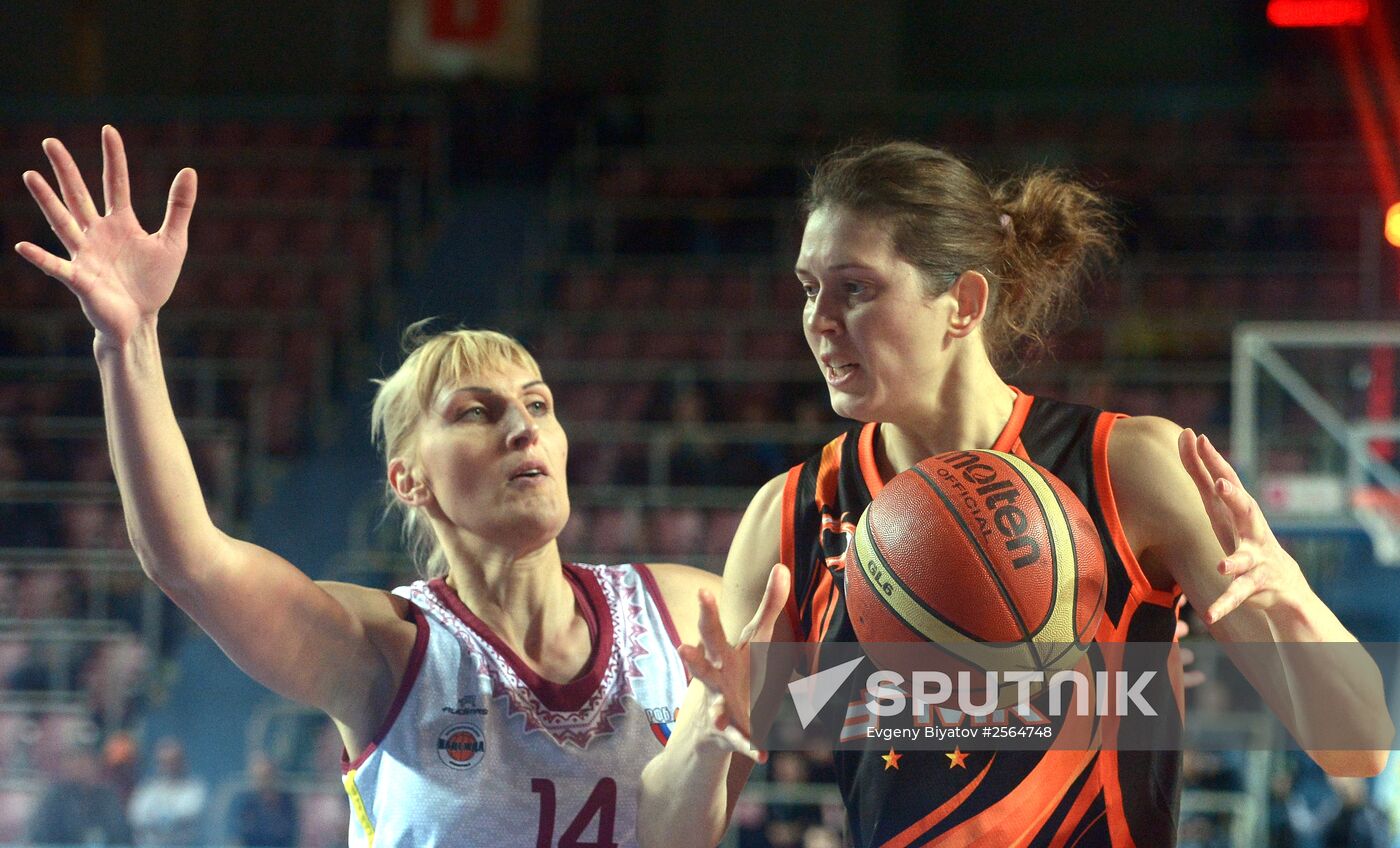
top-left (1387, 203), bottom-right (1400, 247)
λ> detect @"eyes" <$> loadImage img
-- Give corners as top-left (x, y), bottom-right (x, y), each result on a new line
top-left (799, 279), bottom-right (870, 301)
top-left (452, 397), bottom-right (551, 422)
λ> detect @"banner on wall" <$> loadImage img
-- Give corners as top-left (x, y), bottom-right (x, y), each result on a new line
top-left (391, 0), bottom-right (538, 80)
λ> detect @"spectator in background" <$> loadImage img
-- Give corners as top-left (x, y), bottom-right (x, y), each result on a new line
top-left (229, 751), bottom-right (299, 847)
top-left (29, 747), bottom-right (132, 846)
top-left (128, 737), bottom-right (208, 846)
top-left (1322, 776), bottom-right (1390, 848)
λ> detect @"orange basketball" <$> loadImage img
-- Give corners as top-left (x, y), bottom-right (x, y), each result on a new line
top-left (845, 449), bottom-right (1106, 692)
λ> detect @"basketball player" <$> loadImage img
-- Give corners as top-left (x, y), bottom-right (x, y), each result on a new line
top-left (639, 142), bottom-right (1392, 847)
top-left (15, 126), bottom-right (718, 847)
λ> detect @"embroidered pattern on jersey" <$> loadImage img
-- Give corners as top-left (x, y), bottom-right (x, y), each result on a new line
top-left (403, 564), bottom-right (658, 748)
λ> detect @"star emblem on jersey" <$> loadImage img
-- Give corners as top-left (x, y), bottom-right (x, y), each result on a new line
top-left (946, 747), bottom-right (968, 769)
top-left (882, 748), bottom-right (902, 770)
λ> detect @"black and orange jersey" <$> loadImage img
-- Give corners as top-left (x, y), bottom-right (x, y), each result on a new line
top-left (780, 390), bottom-right (1184, 848)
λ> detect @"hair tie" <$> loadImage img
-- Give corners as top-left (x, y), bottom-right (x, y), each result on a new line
top-left (999, 213), bottom-right (1012, 230)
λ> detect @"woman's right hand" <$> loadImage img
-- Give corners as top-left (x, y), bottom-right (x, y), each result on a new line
top-left (15, 125), bottom-right (196, 346)
top-left (679, 564), bottom-right (791, 762)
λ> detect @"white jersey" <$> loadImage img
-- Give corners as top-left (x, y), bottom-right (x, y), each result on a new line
top-left (342, 563), bottom-right (689, 848)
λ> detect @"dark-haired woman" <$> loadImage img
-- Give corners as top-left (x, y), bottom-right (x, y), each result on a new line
top-left (640, 142), bottom-right (1390, 847)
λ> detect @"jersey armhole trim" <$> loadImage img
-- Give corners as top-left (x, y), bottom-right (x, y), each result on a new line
top-left (780, 464), bottom-right (805, 640)
top-left (1093, 413), bottom-right (1178, 608)
top-left (342, 604), bottom-right (430, 774)
top-left (634, 563), bottom-right (685, 650)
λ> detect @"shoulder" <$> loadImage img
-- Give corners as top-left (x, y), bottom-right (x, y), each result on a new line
top-left (1103, 417), bottom-right (1181, 478)
top-left (1104, 415), bottom-right (1210, 561)
top-left (315, 580), bottom-right (416, 625)
top-left (641, 562), bottom-right (722, 645)
top-left (314, 580), bottom-right (419, 661)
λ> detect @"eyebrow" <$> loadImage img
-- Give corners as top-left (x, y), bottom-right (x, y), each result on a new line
top-left (794, 262), bottom-right (877, 275)
top-left (438, 380), bottom-right (548, 404)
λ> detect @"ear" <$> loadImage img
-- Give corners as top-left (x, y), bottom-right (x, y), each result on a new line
top-left (388, 457), bottom-right (431, 507)
top-left (946, 271), bottom-right (989, 338)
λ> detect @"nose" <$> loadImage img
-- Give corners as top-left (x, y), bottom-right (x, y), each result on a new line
top-left (805, 287), bottom-right (843, 337)
top-left (504, 402), bottom-right (540, 451)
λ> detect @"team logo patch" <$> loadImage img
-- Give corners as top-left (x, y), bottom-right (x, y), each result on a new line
top-left (645, 706), bottom-right (678, 746)
top-left (436, 723), bottom-right (486, 770)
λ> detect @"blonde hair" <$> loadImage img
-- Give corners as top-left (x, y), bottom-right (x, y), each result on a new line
top-left (370, 320), bottom-right (542, 578)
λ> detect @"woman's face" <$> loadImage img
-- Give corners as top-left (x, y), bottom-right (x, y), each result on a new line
top-left (407, 363), bottom-right (570, 556)
top-left (797, 205), bottom-right (955, 424)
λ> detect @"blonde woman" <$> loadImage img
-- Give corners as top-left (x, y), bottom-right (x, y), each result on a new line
top-left (17, 126), bottom-right (717, 847)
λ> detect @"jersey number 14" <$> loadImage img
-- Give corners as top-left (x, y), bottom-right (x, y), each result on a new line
top-left (531, 777), bottom-right (618, 848)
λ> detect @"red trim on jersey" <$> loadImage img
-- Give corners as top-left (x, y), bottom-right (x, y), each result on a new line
top-left (427, 563), bottom-right (612, 712)
top-left (1092, 413), bottom-right (1178, 607)
top-left (780, 464), bottom-right (804, 638)
top-left (1048, 765), bottom-right (1104, 848)
top-left (634, 563), bottom-right (684, 650)
top-left (932, 748), bottom-right (1096, 846)
top-left (995, 387), bottom-right (1035, 453)
top-left (856, 387), bottom-right (1035, 495)
top-left (857, 422), bottom-right (883, 496)
top-left (341, 604), bottom-right (430, 774)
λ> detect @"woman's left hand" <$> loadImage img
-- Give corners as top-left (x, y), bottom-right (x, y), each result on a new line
top-left (1177, 429), bottom-right (1313, 625)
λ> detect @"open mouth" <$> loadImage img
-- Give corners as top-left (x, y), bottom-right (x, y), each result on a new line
top-left (510, 462), bottom-right (548, 481)
top-left (825, 362), bottom-right (858, 383)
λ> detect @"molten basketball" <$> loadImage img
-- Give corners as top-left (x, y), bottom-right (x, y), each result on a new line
top-left (845, 449), bottom-right (1106, 700)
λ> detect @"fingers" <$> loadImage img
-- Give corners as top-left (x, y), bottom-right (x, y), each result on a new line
top-left (679, 643), bottom-right (722, 686)
top-left (22, 171), bottom-right (85, 254)
top-left (1177, 428), bottom-right (1215, 497)
top-left (101, 125), bottom-right (131, 214)
top-left (1213, 475), bottom-right (1268, 542)
top-left (737, 564), bottom-right (792, 645)
top-left (158, 168), bottom-right (197, 242)
top-left (707, 700), bottom-right (764, 762)
top-left (1174, 618), bottom-right (1189, 641)
top-left (1196, 434), bottom-right (1244, 490)
top-left (13, 242), bottom-right (75, 287)
top-left (1205, 572), bottom-right (1257, 625)
top-left (41, 138), bottom-right (101, 230)
top-left (695, 590), bottom-right (730, 666)
top-left (1219, 547), bottom-right (1256, 577)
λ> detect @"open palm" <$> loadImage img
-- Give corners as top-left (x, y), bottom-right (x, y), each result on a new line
top-left (15, 126), bottom-right (196, 344)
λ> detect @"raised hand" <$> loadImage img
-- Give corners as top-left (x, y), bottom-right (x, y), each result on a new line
top-left (15, 125), bottom-right (197, 345)
top-left (1178, 429), bottom-right (1312, 626)
top-left (678, 564), bottom-right (790, 762)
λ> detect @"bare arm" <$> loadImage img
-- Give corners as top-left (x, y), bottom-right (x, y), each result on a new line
top-left (16, 128), bottom-right (407, 740)
top-left (1112, 415), bottom-right (1392, 776)
top-left (639, 473), bottom-right (795, 848)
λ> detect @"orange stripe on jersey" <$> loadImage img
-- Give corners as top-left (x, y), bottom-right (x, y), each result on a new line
top-left (879, 754), bottom-right (998, 848)
top-left (809, 566), bottom-right (837, 646)
top-left (816, 434), bottom-right (847, 509)
top-left (993, 388), bottom-right (1035, 453)
top-left (932, 748), bottom-right (1097, 847)
top-left (780, 465), bottom-right (803, 636)
top-left (1091, 413), bottom-right (1176, 607)
top-left (1048, 766), bottom-right (1104, 848)
top-left (858, 423), bottom-right (884, 496)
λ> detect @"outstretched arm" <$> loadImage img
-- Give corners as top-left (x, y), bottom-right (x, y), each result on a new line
top-left (639, 473), bottom-right (794, 848)
top-left (16, 128), bottom-right (408, 741)
top-left (1111, 416), bottom-right (1391, 776)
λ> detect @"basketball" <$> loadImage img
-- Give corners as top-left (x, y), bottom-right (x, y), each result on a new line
top-left (845, 449), bottom-right (1106, 702)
